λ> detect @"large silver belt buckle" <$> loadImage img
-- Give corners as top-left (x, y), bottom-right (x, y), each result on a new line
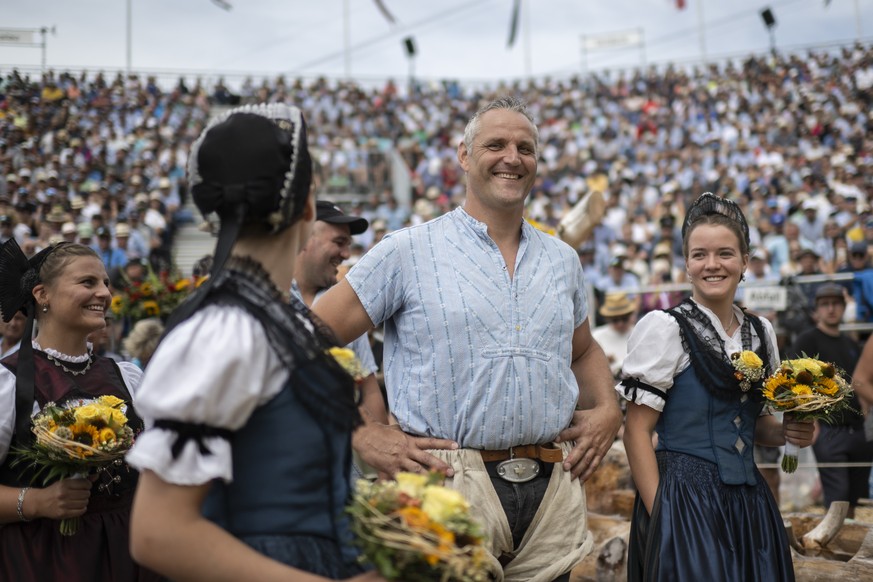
top-left (496, 458), bottom-right (540, 483)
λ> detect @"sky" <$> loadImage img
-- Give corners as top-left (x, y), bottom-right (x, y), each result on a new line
top-left (1, 0), bottom-right (871, 87)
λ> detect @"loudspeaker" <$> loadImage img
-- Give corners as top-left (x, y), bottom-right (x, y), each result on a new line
top-left (403, 37), bottom-right (416, 57)
top-left (761, 8), bottom-right (776, 29)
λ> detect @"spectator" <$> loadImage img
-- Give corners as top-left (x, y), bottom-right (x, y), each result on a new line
top-left (95, 226), bottom-right (127, 271)
top-left (786, 283), bottom-right (870, 518)
top-left (592, 293), bottom-right (638, 379)
top-left (596, 253), bottom-right (641, 297)
top-left (0, 311), bottom-right (26, 359)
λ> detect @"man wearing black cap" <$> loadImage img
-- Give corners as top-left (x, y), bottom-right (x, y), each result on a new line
top-left (295, 201), bottom-right (368, 305)
top-left (787, 283), bottom-right (870, 518)
top-left (293, 201), bottom-right (390, 473)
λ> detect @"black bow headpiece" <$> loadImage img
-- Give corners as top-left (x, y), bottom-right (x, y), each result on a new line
top-left (0, 239), bottom-right (74, 442)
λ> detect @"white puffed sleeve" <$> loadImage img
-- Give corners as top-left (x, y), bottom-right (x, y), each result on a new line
top-left (0, 366), bottom-right (14, 463)
top-left (125, 305), bottom-right (286, 486)
top-left (117, 361), bottom-right (143, 398)
top-left (615, 310), bottom-right (687, 412)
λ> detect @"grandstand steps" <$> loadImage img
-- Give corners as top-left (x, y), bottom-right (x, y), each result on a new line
top-left (172, 202), bottom-right (214, 277)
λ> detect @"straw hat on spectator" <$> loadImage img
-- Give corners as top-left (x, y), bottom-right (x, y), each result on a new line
top-left (652, 240), bottom-right (672, 259)
top-left (598, 293), bottom-right (638, 319)
top-left (115, 223), bottom-right (131, 238)
top-left (61, 222), bottom-right (77, 236)
top-left (45, 205), bottom-right (68, 223)
top-left (70, 196), bottom-right (85, 210)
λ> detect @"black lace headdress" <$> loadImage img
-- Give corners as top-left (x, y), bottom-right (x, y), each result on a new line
top-left (681, 192), bottom-right (750, 249)
top-left (167, 103), bottom-right (312, 330)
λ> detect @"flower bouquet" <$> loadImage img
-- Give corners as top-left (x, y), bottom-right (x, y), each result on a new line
top-left (730, 350), bottom-right (767, 392)
top-left (761, 356), bottom-right (854, 472)
top-left (11, 395), bottom-right (136, 535)
top-left (111, 269), bottom-right (192, 323)
top-left (348, 471), bottom-right (493, 581)
top-left (328, 346), bottom-right (369, 382)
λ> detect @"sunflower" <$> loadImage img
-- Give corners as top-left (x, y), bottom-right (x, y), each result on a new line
top-left (173, 278), bottom-right (191, 291)
top-left (110, 295), bottom-right (125, 315)
top-left (140, 282), bottom-right (155, 297)
top-left (142, 300), bottom-right (160, 317)
top-left (791, 384), bottom-right (813, 396)
top-left (816, 377), bottom-right (840, 396)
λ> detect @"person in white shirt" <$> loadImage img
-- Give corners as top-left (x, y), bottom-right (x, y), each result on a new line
top-left (592, 293), bottom-right (638, 380)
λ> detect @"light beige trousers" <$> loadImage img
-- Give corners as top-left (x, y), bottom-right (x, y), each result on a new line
top-left (429, 441), bottom-right (593, 582)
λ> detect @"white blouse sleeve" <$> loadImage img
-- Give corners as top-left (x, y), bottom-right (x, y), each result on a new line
top-left (0, 366), bottom-right (14, 464)
top-left (125, 305), bottom-right (286, 486)
top-left (117, 361), bottom-right (143, 399)
top-left (615, 310), bottom-right (686, 412)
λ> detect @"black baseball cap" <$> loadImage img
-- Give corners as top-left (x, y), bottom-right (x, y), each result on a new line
top-left (814, 283), bottom-right (845, 303)
top-left (315, 200), bottom-right (369, 235)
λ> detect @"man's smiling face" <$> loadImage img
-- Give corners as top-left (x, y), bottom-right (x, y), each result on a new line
top-left (458, 108), bottom-right (538, 213)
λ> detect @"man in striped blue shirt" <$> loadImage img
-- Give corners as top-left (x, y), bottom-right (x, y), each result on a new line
top-left (316, 97), bottom-right (620, 581)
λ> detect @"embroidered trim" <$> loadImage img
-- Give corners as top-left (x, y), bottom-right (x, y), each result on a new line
top-left (32, 340), bottom-right (93, 363)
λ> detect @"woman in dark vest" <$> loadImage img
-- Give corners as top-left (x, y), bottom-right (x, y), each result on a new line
top-left (0, 240), bottom-right (160, 581)
top-left (618, 193), bottom-right (815, 581)
top-left (127, 104), bottom-right (384, 581)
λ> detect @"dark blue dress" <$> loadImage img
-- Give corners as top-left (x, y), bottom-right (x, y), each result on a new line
top-left (623, 301), bottom-right (794, 582)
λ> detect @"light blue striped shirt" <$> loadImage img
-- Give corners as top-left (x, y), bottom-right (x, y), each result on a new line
top-left (346, 207), bottom-right (588, 449)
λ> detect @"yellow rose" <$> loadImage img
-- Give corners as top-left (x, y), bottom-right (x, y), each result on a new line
top-left (107, 407), bottom-right (129, 428)
top-left (97, 395), bottom-right (125, 408)
top-left (98, 428), bottom-right (117, 445)
top-left (739, 351), bottom-right (763, 369)
top-left (74, 404), bottom-right (106, 425)
top-left (422, 485), bottom-right (468, 524)
top-left (395, 472), bottom-right (428, 498)
top-left (791, 358), bottom-right (822, 377)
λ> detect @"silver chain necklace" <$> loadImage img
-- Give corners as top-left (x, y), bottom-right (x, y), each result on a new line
top-left (45, 352), bottom-right (93, 376)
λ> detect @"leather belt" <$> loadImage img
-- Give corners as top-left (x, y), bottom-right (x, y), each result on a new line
top-left (479, 444), bottom-right (563, 464)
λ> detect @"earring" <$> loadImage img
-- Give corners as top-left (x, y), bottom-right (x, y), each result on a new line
top-left (42, 304), bottom-right (48, 313)
top-left (740, 273), bottom-right (746, 282)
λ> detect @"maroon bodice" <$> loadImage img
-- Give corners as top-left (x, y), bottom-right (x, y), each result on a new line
top-left (0, 351), bottom-right (144, 491)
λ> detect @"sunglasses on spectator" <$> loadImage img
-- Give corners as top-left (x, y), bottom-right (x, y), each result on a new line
top-left (851, 252), bottom-right (867, 258)
top-left (609, 315), bottom-right (632, 323)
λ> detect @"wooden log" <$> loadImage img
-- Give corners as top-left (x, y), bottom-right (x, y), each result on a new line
top-left (596, 536), bottom-right (627, 582)
top-left (801, 501), bottom-right (849, 551)
top-left (784, 519), bottom-right (804, 554)
top-left (572, 514), bottom-right (632, 582)
top-left (794, 529), bottom-right (873, 582)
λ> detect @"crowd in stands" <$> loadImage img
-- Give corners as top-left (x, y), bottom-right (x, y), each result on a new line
top-left (1, 42), bottom-right (873, 344)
